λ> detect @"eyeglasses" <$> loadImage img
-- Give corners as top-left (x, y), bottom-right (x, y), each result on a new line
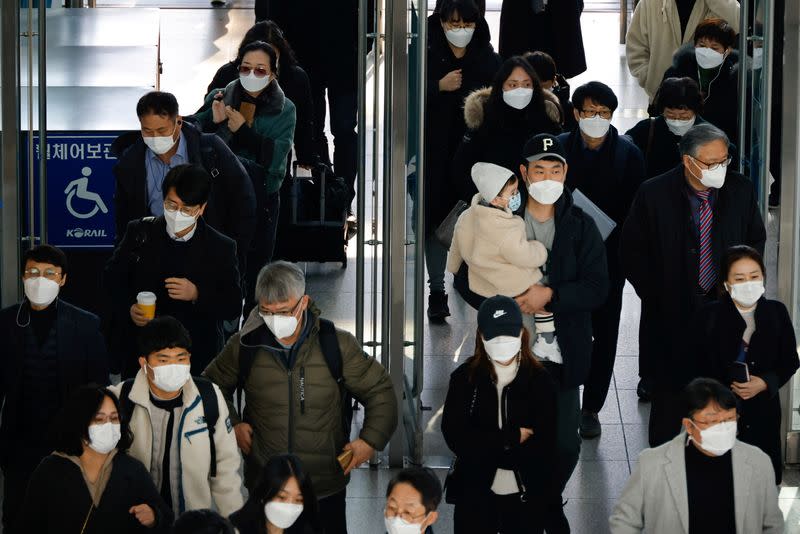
top-left (163, 200), bottom-right (201, 218)
top-left (239, 65), bottom-right (270, 78)
top-left (444, 21), bottom-right (476, 30)
top-left (384, 507), bottom-right (428, 524)
top-left (691, 414), bottom-right (739, 428)
top-left (580, 109), bottom-right (612, 120)
top-left (691, 156), bottom-right (732, 171)
top-left (259, 297), bottom-right (303, 318)
top-left (23, 267), bottom-right (62, 280)
top-left (93, 414), bottom-right (121, 425)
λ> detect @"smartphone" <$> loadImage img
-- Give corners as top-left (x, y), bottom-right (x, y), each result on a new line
top-left (337, 449), bottom-right (354, 471)
top-left (730, 361), bottom-right (750, 383)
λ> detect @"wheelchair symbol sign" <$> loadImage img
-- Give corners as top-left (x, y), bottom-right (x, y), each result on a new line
top-left (64, 167), bottom-right (109, 220)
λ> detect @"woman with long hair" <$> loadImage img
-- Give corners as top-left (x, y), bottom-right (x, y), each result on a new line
top-left (441, 296), bottom-right (559, 533)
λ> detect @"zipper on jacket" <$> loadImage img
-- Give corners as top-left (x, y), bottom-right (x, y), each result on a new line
top-left (287, 369), bottom-right (294, 453)
top-left (500, 386), bottom-right (510, 446)
top-left (300, 366), bottom-right (306, 415)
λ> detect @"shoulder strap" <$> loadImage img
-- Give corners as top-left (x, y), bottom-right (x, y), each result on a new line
top-left (236, 343), bottom-right (258, 419)
top-left (318, 318), bottom-right (344, 384)
top-left (199, 136), bottom-right (221, 179)
top-left (119, 379), bottom-right (136, 425)
top-left (192, 376), bottom-right (220, 478)
top-left (645, 118), bottom-right (655, 163)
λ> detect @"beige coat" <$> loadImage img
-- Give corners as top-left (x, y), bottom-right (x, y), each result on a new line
top-left (626, 0), bottom-right (740, 98)
top-left (447, 194), bottom-right (547, 298)
top-left (609, 433), bottom-right (784, 534)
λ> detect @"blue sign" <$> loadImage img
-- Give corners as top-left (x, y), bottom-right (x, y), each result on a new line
top-left (29, 133), bottom-right (120, 248)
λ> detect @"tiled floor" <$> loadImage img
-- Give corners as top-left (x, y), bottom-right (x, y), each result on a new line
top-left (36, 4), bottom-right (800, 533)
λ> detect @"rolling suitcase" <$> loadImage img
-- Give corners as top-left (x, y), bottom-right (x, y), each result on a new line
top-left (273, 162), bottom-right (349, 267)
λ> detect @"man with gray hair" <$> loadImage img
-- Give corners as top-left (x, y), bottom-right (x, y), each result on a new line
top-left (203, 261), bottom-right (398, 533)
top-left (620, 123), bottom-right (765, 447)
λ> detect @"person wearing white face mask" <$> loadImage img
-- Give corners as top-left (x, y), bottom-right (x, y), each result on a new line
top-left (442, 296), bottom-right (560, 533)
top-left (610, 378), bottom-right (784, 534)
top-left (204, 261), bottom-right (397, 534)
top-left (230, 454), bottom-right (323, 534)
top-left (0, 245), bottom-right (110, 534)
top-left (109, 317), bottom-right (244, 519)
top-left (621, 123), bottom-right (766, 449)
top-left (105, 164), bottom-right (242, 379)
top-left (556, 82), bottom-right (647, 441)
top-left (22, 385), bottom-right (174, 533)
top-left (383, 467), bottom-right (442, 534)
top-left (691, 246), bottom-right (799, 484)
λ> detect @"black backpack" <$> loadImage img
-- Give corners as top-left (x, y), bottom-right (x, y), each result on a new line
top-left (236, 318), bottom-right (355, 438)
top-left (119, 376), bottom-right (222, 477)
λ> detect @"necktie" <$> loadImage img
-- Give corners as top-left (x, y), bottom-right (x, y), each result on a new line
top-left (696, 190), bottom-right (715, 292)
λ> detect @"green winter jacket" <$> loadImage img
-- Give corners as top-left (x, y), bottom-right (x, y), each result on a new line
top-left (202, 303), bottom-right (398, 497)
top-left (193, 78), bottom-right (296, 194)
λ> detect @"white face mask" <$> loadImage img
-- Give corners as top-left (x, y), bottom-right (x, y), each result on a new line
top-left (240, 71), bottom-right (271, 93)
top-left (690, 420), bottom-right (737, 456)
top-left (483, 335), bottom-right (522, 363)
top-left (385, 515), bottom-right (427, 534)
top-left (695, 46), bottom-right (726, 69)
top-left (261, 312), bottom-right (300, 340)
top-left (444, 27), bottom-right (474, 48)
top-left (665, 117), bottom-right (696, 136)
top-left (528, 179), bottom-right (564, 205)
top-left (503, 87), bottom-right (534, 110)
top-left (727, 280), bottom-right (765, 308)
top-left (164, 208), bottom-right (197, 238)
top-left (23, 277), bottom-right (60, 307)
top-left (690, 158), bottom-right (727, 189)
top-left (142, 124), bottom-right (178, 156)
top-left (88, 422), bottom-right (121, 455)
top-left (264, 502), bottom-right (304, 529)
top-left (147, 363), bottom-right (191, 392)
top-left (578, 116), bottom-right (611, 139)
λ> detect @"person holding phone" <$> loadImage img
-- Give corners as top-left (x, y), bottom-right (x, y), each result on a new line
top-left (441, 296), bottom-right (559, 533)
top-left (691, 245), bottom-right (799, 483)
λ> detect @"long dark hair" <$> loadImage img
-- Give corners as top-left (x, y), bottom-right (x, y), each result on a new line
top-left (247, 454), bottom-right (321, 532)
top-left (484, 56), bottom-right (547, 131)
top-left (51, 385), bottom-right (134, 457)
top-left (718, 245), bottom-right (766, 296)
top-left (236, 20), bottom-right (298, 74)
top-left (468, 327), bottom-right (542, 384)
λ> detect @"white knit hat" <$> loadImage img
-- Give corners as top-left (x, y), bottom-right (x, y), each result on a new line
top-left (471, 162), bottom-right (515, 203)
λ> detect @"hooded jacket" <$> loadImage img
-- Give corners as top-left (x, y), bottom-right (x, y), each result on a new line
top-left (452, 87), bottom-right (562, 203)
top-left (192, 79), bottom-right (297, 194)
top-left (447, 193), bottom-right (548, 298)
top-left (626, 0), bottom-right (740, 98)
top-left (109, 371), bottom-right (245, 517)
top-left (202, 303), bottom-right (398, 498)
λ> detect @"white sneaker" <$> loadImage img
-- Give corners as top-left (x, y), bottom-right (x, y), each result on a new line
top-left (533, 335), bottom-right (562, 364)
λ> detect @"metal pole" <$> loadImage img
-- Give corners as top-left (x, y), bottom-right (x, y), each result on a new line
top-left (26, 0), bottom-right (36, 248)
top-left (38, 0), bottom-right (48, 244)
top-left (757, 0), bottom-right (773, 222)
top-left (1, 0), bottom-right (21, 306)
top-left (370, 1), bottom-right (381, 361)
top-left (737, 0), bottom-right (749, 171)
top-left (356, 0), bottom-right (368, 348)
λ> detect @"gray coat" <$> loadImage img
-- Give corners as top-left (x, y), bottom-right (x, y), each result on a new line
top-left (609, 433), bottom-right (784, 534)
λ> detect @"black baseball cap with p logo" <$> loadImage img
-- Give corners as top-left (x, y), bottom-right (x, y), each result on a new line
top-left (523, 133), bottom-right (567, 164)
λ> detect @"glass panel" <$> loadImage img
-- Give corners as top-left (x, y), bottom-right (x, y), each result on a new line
top-left (747, 0), bottom-right (770, 208)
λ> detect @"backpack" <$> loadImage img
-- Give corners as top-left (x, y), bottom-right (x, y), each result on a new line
top-left (119, 376), bottom-right (222, 477)
top-left (236, 318), bottom-right (355, 438)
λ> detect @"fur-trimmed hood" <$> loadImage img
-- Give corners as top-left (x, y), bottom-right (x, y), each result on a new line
top-left (463, 87), bottom-right (564, 130)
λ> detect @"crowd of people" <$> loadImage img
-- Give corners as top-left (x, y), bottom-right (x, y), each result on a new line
top-left (0, 0), bottom-right (795, 532)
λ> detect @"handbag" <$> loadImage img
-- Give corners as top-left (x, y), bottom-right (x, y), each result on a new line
top-left (443, 386), bottom-right (478, 504)
top-left (434, 200), bottom-right (468, 250)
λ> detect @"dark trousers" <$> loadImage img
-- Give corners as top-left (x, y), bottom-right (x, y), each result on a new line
top-left (648, 389), bottom-right (686, 447)
top-left (455, 492), bottom-right (547, 534)
top-left (318, 489), bottom-right (347, 534)
top-left (581, 276), bottom-right (625, 413)
top-left (310, 79), bottom-right (358, 206)
top-left (244, 191), bottom-right (281, 316)
top-left (2, 451), bottom-right (45, 533)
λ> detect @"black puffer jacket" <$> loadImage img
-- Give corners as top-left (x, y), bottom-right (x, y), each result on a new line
top-left (424, 13), bottom-right (501, 231)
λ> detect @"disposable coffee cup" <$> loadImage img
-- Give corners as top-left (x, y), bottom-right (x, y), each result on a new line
top-left (136, 291), bottom-right (157, 319)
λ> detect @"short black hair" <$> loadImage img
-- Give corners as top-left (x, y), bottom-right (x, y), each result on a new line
top-left (136, 91), bottom-right (179, 119)
top-left (172, 509), bottom-right (235, 534)
top-left (138, 316), bottom-right (192, 358)
top-left (523, 51), bottom-right (557, 83)
top-left (694, 18), bottom-right (737, 50)
top-left (438, 0), bottom-right (480, 24)
top-left (22, 244), bottom-right (68, 276)
top-left (721, 245), bottom-right (766, 285)
top-left (653, 77), bottom-right (704, 115)
top-left (246, 455), bottom-right (321, 530)
top-left (237, 21), bottom-right (297, 71)
top-left (386, 467), bottom-right (443, 513)
top-left (51, 385), bottom-right (134, 456)
top-left (239, 40), bottom-right (279, 73)
top-left (684, 378), bottom-right (737, 419)
top-left (572, 81), bottom-right (619, 112)
top-left (162, 164), bottom-right (212, 205)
